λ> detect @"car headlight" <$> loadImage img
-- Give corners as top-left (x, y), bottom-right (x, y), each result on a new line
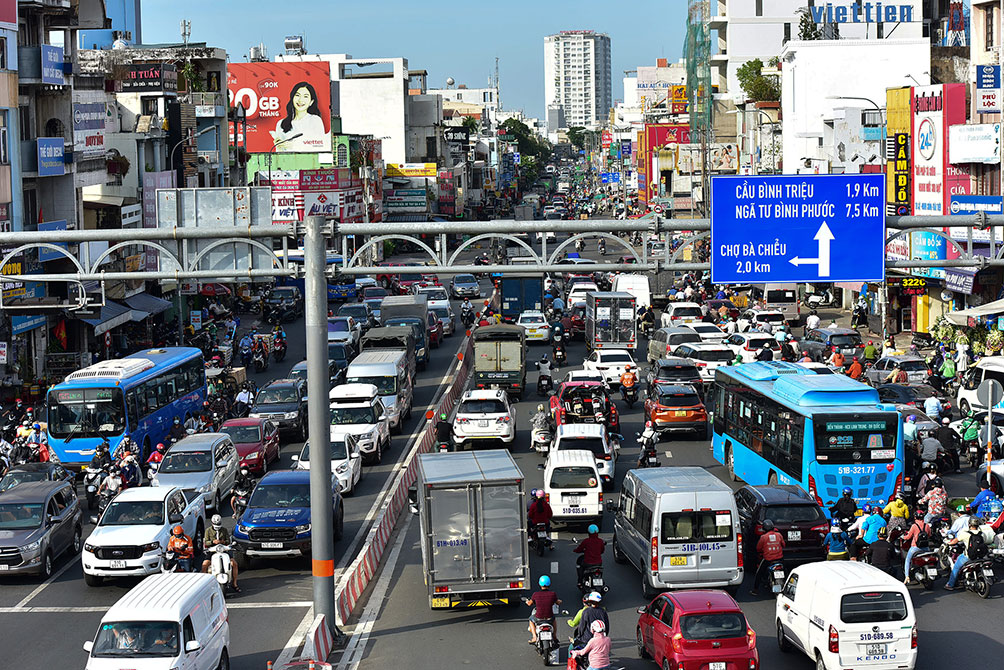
top-left (248, 412), bottom-right (261, 419)
top-left (245, 451), bottom-right (261, 460)
top-left (418, 347), bottom-right (426, 357)
top-left (335, 462), bottom-right (348, 475)
top-left (237, 525), bottom-right (249, 534)
top-left (20, 540), bottom-right (41, 552)
top-left (84, 543), bottom-right (96, 553)
top-left (295, 524), bottom-right (311, 535)
top-left (141, 542), bottom-right (161, 553)
top-left (284, 411), bottom-right (299, 419)
top-left (197, 483), bottom-right (211, 493)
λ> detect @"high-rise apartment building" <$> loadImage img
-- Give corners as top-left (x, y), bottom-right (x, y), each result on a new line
top-left (544, 30), bottom-right (611, 128)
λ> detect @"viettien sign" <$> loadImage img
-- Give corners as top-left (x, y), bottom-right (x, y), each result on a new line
top-left (809, 2), bottom-right (916, 24)
top-left (710, 174), bottom-right (886, 284)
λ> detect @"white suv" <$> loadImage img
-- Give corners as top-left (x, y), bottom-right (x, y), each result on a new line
top-left (452, 389), bottom-right (515, 449)
top-left (329, 384), bottom-right (392, 465)
top-left (551, 423), bottom-right (619, 488)
top-left (583, 348), bottom-right (637, 387)
top-left (416, 285), bottom-right (450, 310)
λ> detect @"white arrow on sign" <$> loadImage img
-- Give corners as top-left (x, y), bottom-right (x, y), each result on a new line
top-left (788, 222), bottom-right (834, 277)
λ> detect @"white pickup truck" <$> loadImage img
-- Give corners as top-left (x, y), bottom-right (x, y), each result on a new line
top-left (81, 486), bottom-right (206, 586)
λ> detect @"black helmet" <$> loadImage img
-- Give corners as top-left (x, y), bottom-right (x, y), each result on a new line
top-left (932, 477), bottom-right (944, 488)
top-left (762, 520), bottom-right (775, 532)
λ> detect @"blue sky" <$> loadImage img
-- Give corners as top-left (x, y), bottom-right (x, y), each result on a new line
top-left (143, 0), bottom-right (689, 118)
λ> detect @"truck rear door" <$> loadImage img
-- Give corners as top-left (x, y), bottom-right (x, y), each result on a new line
top-left (428, 487), bottom-right (474, 583)
top-left (477, 484), bottom-right (525, 583)
top-left (498, 340), bottom-right (522, 372)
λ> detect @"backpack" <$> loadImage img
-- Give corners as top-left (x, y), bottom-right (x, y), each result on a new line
top-left (968, 530), bottom-right (990, 560)
top-left (914, 522), bottom-right (930, 548)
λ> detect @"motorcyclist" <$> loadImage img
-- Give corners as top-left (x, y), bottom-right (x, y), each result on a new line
top-left (935, 417), bottom-right (962, 473)
top-left (568, 591), bottom-right (610, 651)
top-left (750, 520), bottom-right (785, 595)
top-left (902, 513), bottom-right (932, 584)
top-left (570, 620), bottom-right (611, 670)
top-left (863, 340), bottom-right (878, 364)
top-left (434, 412), bottom-right (453, 450)
top-left (98, 465), bottom-right (124, 498)
top-left (167, 525), bottom-right (195, 572)
top-left (147, 442), bottom-right (167, 466)
top-left (822, 518), bottom-right (850, 560)
top-left (120, 454), bottom-right (140, 488)
top-left (959, 410), bottom-right (981, 453)
top-left (918, 477), bottom-right (948, 523)
top-left (574, 524), bottom-right (606, 582)
top-left (169, 416), bottom-right (187, 442)
top-left (538, 353), bottom-right (553, 381)
top-left (883, 493), bottom-right (911, 535)
top-left (90, 440), bottom-right (112, 470)
top-left (524, 575), bottom-right (560, 645)
top-left (461, 299), bottom-right (474, 324)
top-left (924, 394), bottom-right (943, 421)
top-left (113, 433), bottom-right (135, 461)
top-left (235, 384), bottom-right (254, 412)
top-left (826, 348), bottom-right (846, 370)
top-left (619, 364), bottom-right (638, 401)
top-left (944, 516), bottom-right (995, 591)
top-left (903, 415), bottom-right (919, 449)
top-left (755, 342), bottom-right (774, 362)
top-left (916, 462), bottom-right (938, 497)
top-left (531, 404), bottom-right (551, 432)
top-left (864, 526), bottom-right (895, 575)
top-left (919, 435), bottom-right (941, 464)
top-left (25, 423), bottom-right (48, 462)
top-left (884, 365), bottom-right (908, 384)
top-left (846, 357), bottom-right (864, 380)
top-left (527, 489), bottom-right (553, 534)
top-left (829, 487), bottom-right (858, 520)
top-left (855, 506), bottom-right (888, 556)
top-left (231, 467), bottom-right (256, 519)
top-left (970, 481), bottom-right (1000, 516)
top-left (637, 420), bottom-right (658, 467)
top-left (201, 514), bottom-right (240, 592)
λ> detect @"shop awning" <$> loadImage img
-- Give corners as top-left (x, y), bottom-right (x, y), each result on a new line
top-left (80, 300), bottom-right (132, 335)
top-left (945, 296), bottom-right (1004, 325)
top-left (83, 194), bottom-right (126, 208)
top-left (124, 293), bottom-right (172, 317)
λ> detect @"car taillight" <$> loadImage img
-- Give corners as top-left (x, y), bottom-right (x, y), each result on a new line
top-left (747, 627), bottom-right (757, 651)
top-left (744, 345), bottom-right (755, 351)
top-left (811, 523), bottom-right (829, 534)
top-left (737, 532), bottom-right (743, 568)
top-left (911, 624), bottom-right (917, 649)
top-left (435, 586), bottom-right (449, 593)
top-left (807, 474), bottom-right (823, 506)
top-left (496, 416), bottom-right (511, 423)
top-left (603, 454), bottom-right (611, 460)
top-left (599, 492), bottom-right (604, 504)
top-left (545, 493), bottom-right (550, 503)
top-left (892, 473), bottom-right (902, 500)
top-left (828, 625), bottom-right (839, 654)
top-left (651, 536), bottom-right (659, 571)
top-left (671, 632), bottom-right (684, 653)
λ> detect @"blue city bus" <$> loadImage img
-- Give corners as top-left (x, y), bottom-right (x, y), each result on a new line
top-left (46, 347), bottom-right (206, 468)
top-left (276, 249), bottom-right (357, 301)
top-left (710, 361), bottom-right (904, 511)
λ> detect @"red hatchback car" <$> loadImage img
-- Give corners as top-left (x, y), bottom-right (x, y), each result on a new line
top-left (220, 417), bottom-right (280, 475)
top-left (636, 590), bottom-right (759, 670)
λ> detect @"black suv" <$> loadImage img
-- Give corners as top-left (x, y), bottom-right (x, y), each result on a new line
top-left (645, 358), bottom-right (703, 396)
top-left (734, 485), bottom-right (828, 567)
top-left (338, 302), bottom-right (377, 332)
top-left (250, 378), bottom-right (308, 439)
top-left (264, 286), bottom-right (304, 321)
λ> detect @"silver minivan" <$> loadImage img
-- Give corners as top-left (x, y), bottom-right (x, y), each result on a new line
top-left (612, 467), bottom-right (743, 598)
top-left (345, 349), bottom-right (413, 432)
top-left (647, 327), bottom-right (702, 363)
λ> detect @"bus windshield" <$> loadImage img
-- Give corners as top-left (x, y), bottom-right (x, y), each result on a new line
top-left (813, 414), bottom-right (898, 464)
top-left (47, 387), bottom-right (125, 439)
top-left (346, 376), bottom-right (397, 395)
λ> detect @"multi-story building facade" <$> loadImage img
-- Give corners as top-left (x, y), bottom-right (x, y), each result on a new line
top-left (543, 30), bottom-right (611, 129)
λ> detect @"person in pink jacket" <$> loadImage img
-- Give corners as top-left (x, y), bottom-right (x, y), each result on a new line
top-left (571, 620), bottom-right (612, 670)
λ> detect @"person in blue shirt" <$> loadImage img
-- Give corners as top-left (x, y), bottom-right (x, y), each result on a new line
top-left (551, 295), bottom-right (565, 316)
top-left (822, 519), bottom-right (850, 560)
top-left (715, 289), bottom-right (727, 300)
top-left (903, 415), bottom-right (919, 447)
top-left (970, 481), bottom-right (999, 515)
top-left (924, 394), bottom-right (943, 421)
top-left (852, 506), bottom-right (887, 559)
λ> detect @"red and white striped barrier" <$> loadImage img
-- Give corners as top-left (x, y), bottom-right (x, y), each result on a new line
top-left (303, 614), bottom-right (334, 663)
top-left (334, 334), bottom-right (475, 625)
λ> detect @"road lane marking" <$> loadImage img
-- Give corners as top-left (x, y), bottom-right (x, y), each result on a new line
top-left (14, 557), bottom-right (78, 609)
top-left (551, 561), bottom-right (559, 573)
top-left (334, 514), bottom-right (412, 670)
top-left (665, 450), bottom-right (673, 458)
top-left (0, 601), bottom-right (314, 614)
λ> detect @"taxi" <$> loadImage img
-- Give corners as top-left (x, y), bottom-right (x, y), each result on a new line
top-left (516, 310), bottom-right (551, 342)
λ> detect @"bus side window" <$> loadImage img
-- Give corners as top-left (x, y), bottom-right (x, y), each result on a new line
top-left (144, 380), bottom-right (159, 413)
top-left (633, 501), bottom-right (653, 536)
top-left (126, 390), bottom-right (139, 427)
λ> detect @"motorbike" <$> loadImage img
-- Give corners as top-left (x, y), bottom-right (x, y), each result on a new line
top-left (232, 486), bottom-right (251, 520)
top-left (958, 555), bottom-right (996, 598)
top-left (552, 345), bottom-right (567, 366)
top-left (622, 384), bottom-right (638, 409)
top-left (531, 426), bottom-right (553, 454)
top-left (637, 432), bottom-right (660, 467)
top-left (537, 372), bottom-right (553, 396)
top-left (435, 440), bottom-right (451, 454)
top-left (638, 317), bottom-right (654, 338)
top-left (161, 550), bottom-right (180, 573)
top-left (97, 487), bottom-right (116, 515)
top-left (530, 522), bottom-right (553, 557)
top-left (531, 613), bottom-right (561, 667)
top-left (273, 338), bottom-right (287, 363)
top-left (252, 347), bottom-right (269, 373)
top-left (146, 460), bottom-right (161, 483)
top-left (265, 303), bottom-right (295, 325)
top-left (768, 561), bottom-right (787, 594)
top-left (210, 544), bottom-right (235, 593)
top-left (83, 467), bottom-right (107, 510)
top-left (578, 563), bottom-right (608, 594)
top-left (598, 241), bottom-right (607, 256)
top-left (461, 308), bottom-right (475, 329)
top-left (239, 344), bottom-right (253, 369)
top-left (906, 544), bottom-right (940, 590)
top-left (805, 290), bottom-right (836, 310)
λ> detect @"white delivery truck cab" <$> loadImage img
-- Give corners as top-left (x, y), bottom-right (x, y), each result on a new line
top-left (83, 572), bottom-right (230, 670)
top-left (543, 449), bottom-right (603, 526)
top-left (776, 561), bottom-right (917, 670)
top-left (612, 466), bottom-right (743, 598)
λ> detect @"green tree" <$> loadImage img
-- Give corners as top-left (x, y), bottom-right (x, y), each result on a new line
top-left (566, 126), bottom-right (586, 149)
top-left (797, 7), bottom-right (822, 40)
top-left (461, 115), bottom-right (480, 135)
top-left (735, 58), bottom-right (780, 102)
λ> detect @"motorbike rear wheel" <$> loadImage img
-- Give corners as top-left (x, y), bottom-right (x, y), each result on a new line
top-left (976, 574), bottom-right (992, 599)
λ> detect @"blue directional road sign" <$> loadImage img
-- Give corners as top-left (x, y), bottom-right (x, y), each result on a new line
top-left (710, 174), bottom-right (885, 284)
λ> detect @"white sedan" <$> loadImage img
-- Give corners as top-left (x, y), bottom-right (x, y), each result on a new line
top-left (583, 348), bottom-right (637, 387)
top-left (516, 310), bottom-right (551, 342)
top-left (684, 322), bottom-right (726, 343)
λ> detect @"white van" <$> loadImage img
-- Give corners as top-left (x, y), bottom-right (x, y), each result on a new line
top-left (612, 467), bottom-right (743, 598)
top-left (83, 572), bottom-right (229, 670)
top-left (612, 273), bottom-right (652, 309)
top-left (543, 449), bottom-right (603, 526)
top-left (660, 301), bottom-right (704, 327)
top-left (345, 350), bottom-right (413, 431)
top-left (776, 562), bottom-right (917, 670)
top-left (957, 355), bottom-right (1004, 413)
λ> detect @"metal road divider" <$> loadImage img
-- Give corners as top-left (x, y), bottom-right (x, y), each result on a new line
top-left (333, 318), bottom-right (480, 626)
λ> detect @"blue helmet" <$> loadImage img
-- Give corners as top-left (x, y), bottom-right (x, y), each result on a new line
top-left (538, 575), bottom-right (551, 587)
top-left (588, 524), bottom-right (599, 535)
top-left (842, 487), bottom-right (852, 496)
top-left (862, 504), bottom-right (872, 514)
top-left (831, 518), bottom-right (841, 528)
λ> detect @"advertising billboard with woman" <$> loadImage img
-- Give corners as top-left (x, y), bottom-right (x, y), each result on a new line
top-left (228, 62), bottom-right (332, 153)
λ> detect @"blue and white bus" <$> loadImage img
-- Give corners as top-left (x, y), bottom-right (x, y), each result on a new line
top-left (276, 249), bottom-right (357, 301)
top-left (46, 347), bottom-right (206, 467)
top-left (710, 361), bottom-right (904, 511)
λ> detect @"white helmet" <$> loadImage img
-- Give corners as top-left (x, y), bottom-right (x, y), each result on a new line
top-left (211, 514), bottom-right (222, 527)
top-left (590, 619), bottom-right (606, 633)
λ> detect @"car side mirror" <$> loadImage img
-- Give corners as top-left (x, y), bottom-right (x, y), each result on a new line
top-left (408, 485), bottom-right (418, 515)
top-left (637, 606), bottom-right (648, 614)
top-left (46, 514), bottom-right (56, 525)
top-left (83, 640), bottom-right (94, 653)
top-left (185, 640), bottom-right (201, 653)
top-left (169, 514), bottom-right (183, 524)
top-left (89, 515), bottom-right (99, 525)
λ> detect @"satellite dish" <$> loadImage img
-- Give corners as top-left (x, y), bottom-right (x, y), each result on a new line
top-left (446, 77), bottom-right (455, 87)
top-left (112, 39), bottom-right (128, 50)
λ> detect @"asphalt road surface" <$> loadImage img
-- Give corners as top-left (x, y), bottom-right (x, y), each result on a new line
top-left (340, 245), bottom-right (998, 670)
top-left (0, 257), bottom-right (487, 670)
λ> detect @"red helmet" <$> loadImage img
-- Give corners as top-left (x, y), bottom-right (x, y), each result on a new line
top-left (203, 401), bottom-right (210, 408)
top-left (646, 420), bottom-right (653, 428)
top-left (156, 443), bottom-right (166, 452)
